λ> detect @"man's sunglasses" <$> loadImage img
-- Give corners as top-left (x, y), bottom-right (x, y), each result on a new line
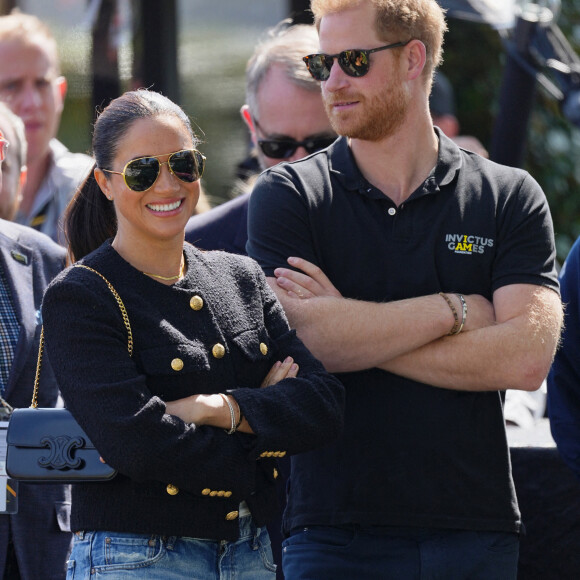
top-left (102, 149), bottom-right (206, 192)
top-left (257, 136), bottom-right (336, 159)
top-left (303, 40), bottom-right (411, 81)
top-left (0, 135), bottom-right (9, 162)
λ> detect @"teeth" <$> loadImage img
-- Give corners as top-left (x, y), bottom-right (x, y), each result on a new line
top-left (147, 200), bottom-right (182, 212)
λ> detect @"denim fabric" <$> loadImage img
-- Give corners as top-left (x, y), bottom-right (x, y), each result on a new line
top-left (66, 515), bottom-right (276, 579)
top-left (282, 525), bottom-right (519, 580)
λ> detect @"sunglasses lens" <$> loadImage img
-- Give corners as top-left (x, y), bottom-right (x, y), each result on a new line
top-left (169, 150), bottom-right (202, 183)
top-left (340, 50), bottom-right (369, 77)
top-left (304, 137), bottom-right (337, 154)
top-left (125, 157), bottom-right (159, 191)
top-left (304, 54), bottom-right (331, 81)
top-left (258, 140), bottom-right (295, 159)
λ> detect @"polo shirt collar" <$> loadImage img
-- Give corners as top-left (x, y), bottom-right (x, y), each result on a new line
top-left (326, 127), bottom-right (462, 198)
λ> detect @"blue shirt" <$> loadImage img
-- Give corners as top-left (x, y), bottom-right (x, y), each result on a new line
top-left (0, 260), bottom-right (20, 395)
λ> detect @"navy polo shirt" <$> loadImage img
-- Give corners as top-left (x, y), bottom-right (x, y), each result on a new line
top-left (247, 130), bottom-right (558, 534)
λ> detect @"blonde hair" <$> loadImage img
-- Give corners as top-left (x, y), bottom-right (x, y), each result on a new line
top-left (245, 20), bottom-right (321, 119)
top-left (310, 0), bottom-right (446, 84)
top-left (0, 11), bottom-right (60, 73)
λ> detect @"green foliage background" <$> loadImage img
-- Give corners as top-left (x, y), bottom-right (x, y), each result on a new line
top-left (441, 3), bottom-right (580, 263)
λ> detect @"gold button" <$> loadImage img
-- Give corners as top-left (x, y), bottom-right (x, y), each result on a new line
top-left (217, 491), bottom-right (225, 497)
top-left (224, 491), bottom-right (232, 498)
top-left (190, 295), bottom-right (204, 311)
top-left (212, 343), bottom-right (225, 359)
top-left (166, 484), bottom-right (179, 495)
top-left (202, 488), bottom-right (211, 495)
top-left (260, 451), bottom-right (268, 458)
top-left (279, 451), bottom-right (287, 457)
top-left (171, 358), bottom-right (184, 371)
top-left (210, 490), bottom-right (218, 497)
top-left (260, 342), bottom-right (268, 356)
top-left (225, 511), bottom-right (239, 521)
top-left (273, 468), bottom-right (279, 479)
top-left (267, 451), bottom-right (274, 457)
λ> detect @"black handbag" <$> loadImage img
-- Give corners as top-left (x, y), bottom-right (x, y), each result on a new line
top-left (6, 265), bottom-right (133, 482)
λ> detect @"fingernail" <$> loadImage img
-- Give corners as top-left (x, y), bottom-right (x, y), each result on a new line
top-left (288, 257), bottom-right (297, 265)
top-left (284, 356), bottom-right (292, 363)
top-left (291, 364), bottom-right (298, 371)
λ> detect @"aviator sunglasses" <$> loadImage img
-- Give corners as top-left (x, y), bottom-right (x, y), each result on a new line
top-left (303, 40), bottom-right (411, 81)
top-left (101, 149), bottom-right (206, 192)
top-left (255, 120), bottom-right (336, 159)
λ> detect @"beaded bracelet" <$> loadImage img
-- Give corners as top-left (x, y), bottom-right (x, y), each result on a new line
top-left (439, 292), bottom-right (460, 335)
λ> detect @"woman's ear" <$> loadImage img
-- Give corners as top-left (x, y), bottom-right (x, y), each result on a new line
top-left (94, 167), bottom-right (113, 201)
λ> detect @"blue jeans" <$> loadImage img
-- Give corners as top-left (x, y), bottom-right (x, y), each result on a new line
top-left (282, 525), bottom-right (519, 580)
top-left (66, 515), bottom-right (276, 579)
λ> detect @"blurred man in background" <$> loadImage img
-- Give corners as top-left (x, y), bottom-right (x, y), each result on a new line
top-left (0, 102), bottom-right (26, 221)
top-left (0, 103), bottom-right (71, 580)
top-left (0, 11), bottom-right (93, 244)
top-left (185, 21), bottom-right (336, 254)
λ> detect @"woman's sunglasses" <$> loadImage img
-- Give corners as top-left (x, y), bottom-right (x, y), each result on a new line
top-left (303, 40), bottom-right (411, 81)
top-left (101, 149), bottom-right (206, 192)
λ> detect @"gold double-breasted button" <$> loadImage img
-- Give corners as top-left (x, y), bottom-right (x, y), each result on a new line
top-left (166, 484), bottom-right (179, 495)
top-left (202, 488), bottom-right (211, 496)
top-left (225, 511), bottom-right (239, 521)
top-left (190, 295), bottom-right (204, 311)
top-left (260, 342), bottom-right (268, 356)
top-left (212, 343), bottom-right (225, 359)
top-left (171, 358), bottom-right (184, 371)
top-left (224, 491), bottom-right (232, 498)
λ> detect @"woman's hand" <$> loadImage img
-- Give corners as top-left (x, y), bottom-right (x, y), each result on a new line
top-left (261, 356), bottom-right (299, 387)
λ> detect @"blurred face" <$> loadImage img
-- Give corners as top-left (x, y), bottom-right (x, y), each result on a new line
top-left (0, 116), bottom-right (24, 220)
top-left (94, 115), bottom-right (201, 248)
top-left (0, 36), bottom-right (66, 165)
top-left (318, 2), bottom-right (411, 141)
top-left (247, 64), bottom-right (336, 169)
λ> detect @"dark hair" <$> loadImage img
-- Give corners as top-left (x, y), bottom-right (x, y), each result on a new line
top-left (65, 89), bottom-right (199, 262)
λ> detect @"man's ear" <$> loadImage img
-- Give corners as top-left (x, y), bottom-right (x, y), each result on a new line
top-left (55, 76), bottom-right (68, 102)
top-left (240, 104), bottom-right (258, 146)
top-left (406, 39), bottom-right (427, 81)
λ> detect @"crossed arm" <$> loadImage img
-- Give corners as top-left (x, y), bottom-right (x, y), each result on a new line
top-left (271, 257), bottom-right (563, 392)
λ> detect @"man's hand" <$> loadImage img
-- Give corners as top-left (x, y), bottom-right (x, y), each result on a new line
top-left (274, 256), bottom-right (342, 299)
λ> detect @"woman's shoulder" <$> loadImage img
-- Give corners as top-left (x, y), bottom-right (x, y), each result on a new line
top-left (185, 242), bottom-right (261, 276)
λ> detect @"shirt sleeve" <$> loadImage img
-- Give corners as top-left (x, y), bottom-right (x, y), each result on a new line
top-left (492, 171), bottom-right (559, 293)
top-left (548, 238), bottom-right (580, 480)
top-left (246, 167), bottom-right (322, 276)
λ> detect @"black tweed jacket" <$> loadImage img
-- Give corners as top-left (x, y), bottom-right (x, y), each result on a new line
top-left (42, 240), bottom-right (344, 541)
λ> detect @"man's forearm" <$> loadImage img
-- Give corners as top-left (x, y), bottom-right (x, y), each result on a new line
top-left (269, 279), bottom-right (469, 373)
top-left (380, 285), bottom-right (563, 392)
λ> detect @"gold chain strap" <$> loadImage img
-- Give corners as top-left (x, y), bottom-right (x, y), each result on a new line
top-left (30, 265), bottom-right (134, 409)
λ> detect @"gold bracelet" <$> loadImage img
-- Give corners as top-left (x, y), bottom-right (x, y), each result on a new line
top-left (220, 394), bottom-right (237, 435)
top-left (439, 292), bottom-right (460, 335)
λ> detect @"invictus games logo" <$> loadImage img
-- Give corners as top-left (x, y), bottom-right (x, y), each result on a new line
top-left (446, 234), bottom-right (494, 255)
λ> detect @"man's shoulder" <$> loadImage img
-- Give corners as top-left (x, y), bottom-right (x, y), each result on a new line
top-left (0, 219), bottom-right (66, 265)
top-left (49, 139), bottom-right (94, 182)
top-left (185, 193), bottom-right (251, 253)
top-left (187, 192), bottom-right (250, 231)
